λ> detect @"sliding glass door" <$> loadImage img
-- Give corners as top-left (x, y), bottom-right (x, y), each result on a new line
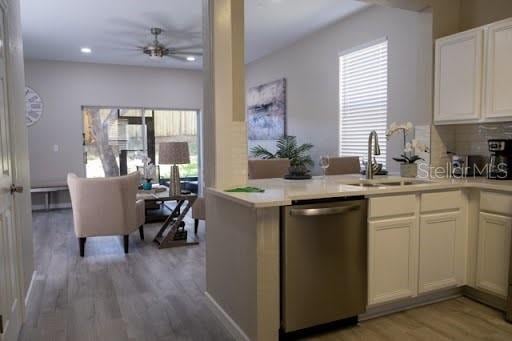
top-left (82, 107), bottom-right (200, 186)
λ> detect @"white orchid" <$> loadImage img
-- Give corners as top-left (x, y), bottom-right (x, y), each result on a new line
top-left (387, 122), bottom-right (430, 164)
top-left (404, 142), bottom-right (413, 153)
top-left (386, 121), bottom-right (414, 138)
top-left (411, 139), bottom-right (430, 153)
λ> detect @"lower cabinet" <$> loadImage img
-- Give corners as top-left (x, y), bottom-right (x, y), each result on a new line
top-left (476, 212), bottom-right (512, 297)
top-left (418, 211), bottom-right (463, 293)
top-left (368, 216), bottom-right (418, 305)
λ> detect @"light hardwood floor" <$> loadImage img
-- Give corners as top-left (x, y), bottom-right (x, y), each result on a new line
top-left (19, 209), bottom-right (512, 341)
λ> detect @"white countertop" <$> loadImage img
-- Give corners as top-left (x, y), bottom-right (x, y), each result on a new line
top-left (207, 175), bottom-right (512, 208)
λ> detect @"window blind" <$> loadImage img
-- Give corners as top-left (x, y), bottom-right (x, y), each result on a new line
top-left (339, 39), bottom-right (388, 167)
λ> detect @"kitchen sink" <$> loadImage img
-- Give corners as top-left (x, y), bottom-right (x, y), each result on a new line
top-left (346, 179), bottom-right (432, 187)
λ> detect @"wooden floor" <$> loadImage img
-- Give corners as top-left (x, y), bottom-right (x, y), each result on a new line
top-left (19, 209), bottom-right (512, 341)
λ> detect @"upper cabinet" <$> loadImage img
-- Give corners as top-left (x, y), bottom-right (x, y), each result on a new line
top-left (435, 17), bottom-right (512, 125)
top-left (435, 29), bottom-right (483, 123)
top-left (485, 19), bottom-right (512, 120)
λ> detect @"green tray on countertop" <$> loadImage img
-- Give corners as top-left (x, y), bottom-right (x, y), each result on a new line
top-left (225, 186), bottom-right (265, 193)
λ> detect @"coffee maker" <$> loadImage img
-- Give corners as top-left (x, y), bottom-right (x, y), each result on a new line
top-left (488, 139), bottom-right (512, 180)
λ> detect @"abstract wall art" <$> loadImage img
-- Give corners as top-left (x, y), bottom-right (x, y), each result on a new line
top-left (247, 78), bottom-right (286, 140)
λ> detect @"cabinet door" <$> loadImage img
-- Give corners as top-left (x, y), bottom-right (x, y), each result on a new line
top-left (476, 212), bottom-right (512, 297)
top-left (485, 18), bottom-right (512, 120)
top-left (419, 211), bottom-right (463, 293)
top-left (435, 29), bottom-right (483, 123)
top-left (368, 216), bottom-right (418, 305)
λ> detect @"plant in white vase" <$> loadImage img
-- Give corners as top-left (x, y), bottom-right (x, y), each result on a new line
top-left (141, 155), bottom-right (156, 190)
top-left (386, 122), bottom-right (430, 177)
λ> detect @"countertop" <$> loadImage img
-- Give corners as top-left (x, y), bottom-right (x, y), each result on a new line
top-left (207, 175), bottom-right (512, 208)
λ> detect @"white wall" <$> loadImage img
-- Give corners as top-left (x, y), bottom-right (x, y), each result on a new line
top-left (25, 60), bottom-right (203, 207)
top-left (246, 5), bottom-right (433, 174)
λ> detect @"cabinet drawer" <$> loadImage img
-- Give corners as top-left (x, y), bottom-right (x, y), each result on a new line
top-left (369, 195), bottom-right (416, 219)
top-left (480, 191), bottom-right (512, 216)
top-left (421, 190), bottom-right (462, 213)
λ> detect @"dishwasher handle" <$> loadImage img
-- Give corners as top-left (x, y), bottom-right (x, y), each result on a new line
top-left (290, 204), bottom-right (359, 217)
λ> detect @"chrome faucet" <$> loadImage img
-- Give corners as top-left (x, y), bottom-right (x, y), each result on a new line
top-left (367, 130), bottom-right (381, 180)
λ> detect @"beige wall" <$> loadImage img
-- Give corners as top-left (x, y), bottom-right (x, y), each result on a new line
top-left (359, 0), bottom-right (461, 38)
top-left (460, 0), bottom-right (512, 31)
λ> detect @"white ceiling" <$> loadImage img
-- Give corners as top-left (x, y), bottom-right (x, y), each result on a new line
top-left (21, 0), bottom-right (369, 69)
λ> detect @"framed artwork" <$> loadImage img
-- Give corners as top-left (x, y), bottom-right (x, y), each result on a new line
top-left (247, 78), bottom-right (286, 140)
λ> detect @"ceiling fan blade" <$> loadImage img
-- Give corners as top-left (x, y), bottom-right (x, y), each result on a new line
top-left (168, 55), bottom-right (189, 62)
top-left (171, 51), bottom-right (203, 57)
top-left (171, 44), bottom-right (203, 51)
top-left (110, 46), bottom-right (142, 51)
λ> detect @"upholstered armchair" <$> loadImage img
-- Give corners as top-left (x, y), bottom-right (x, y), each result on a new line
top-left (67, 173), bottom-right (145, 257)
top-left (192, 197), bottom-right (205, 234)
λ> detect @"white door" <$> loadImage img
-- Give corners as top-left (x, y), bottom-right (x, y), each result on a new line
top-left (476, 212), bottom-right (512, 298)
top-left (418, 211), bottom-right (462, 293)
top-left (434, 28), bottom-right (483, 123)
top-left (485, 18), bottom-right (512, 120)
top-left (368, 216), bottom-right (418, 306)
top-left (0, 5), bottom-right (23, 341)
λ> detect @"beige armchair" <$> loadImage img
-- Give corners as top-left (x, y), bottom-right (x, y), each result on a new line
top-left (67, 173), bottom-right (145, 257)
top-left (192, 197), bottom-right (205, 234)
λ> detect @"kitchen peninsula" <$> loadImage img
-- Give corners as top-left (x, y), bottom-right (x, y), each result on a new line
top-left (205, 175), bottom-right (512, 340)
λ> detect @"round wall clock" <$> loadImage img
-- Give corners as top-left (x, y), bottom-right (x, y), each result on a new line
top-left (25, 87), bottom-right (43, 127)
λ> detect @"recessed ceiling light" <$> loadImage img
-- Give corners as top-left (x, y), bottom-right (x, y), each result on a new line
top-left (186, 56), bottom-right (196, 62)
top-left (80, 47), bottom-right (92, 54)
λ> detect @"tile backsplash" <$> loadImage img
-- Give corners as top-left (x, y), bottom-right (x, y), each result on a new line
top-left (454, 123), bottom-right (512, 157)
top-left (430, 123), bottom-right (512, 169)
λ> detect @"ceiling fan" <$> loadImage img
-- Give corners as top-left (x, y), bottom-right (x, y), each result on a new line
top-left (140, 27), bottom-right (202, 62)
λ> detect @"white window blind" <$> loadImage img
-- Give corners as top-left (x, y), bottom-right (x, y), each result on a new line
top-left (339, 39), bottom-right (388, 167)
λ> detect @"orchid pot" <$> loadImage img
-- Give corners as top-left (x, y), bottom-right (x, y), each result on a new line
top-left (400, 163), bottom-right (418, 178)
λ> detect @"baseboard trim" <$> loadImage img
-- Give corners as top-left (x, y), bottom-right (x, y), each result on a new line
top-left (361, 287), bottom-right (463, 321)
top-left (462, 286), bottom-right (507, 311)
top-left (204, 291), bottom-right (250, 341)
top-left (24, 271), bottom-right (37, 308)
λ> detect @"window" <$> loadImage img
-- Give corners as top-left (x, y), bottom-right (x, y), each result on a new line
top-left (339, 39), bottom-right (388, 167)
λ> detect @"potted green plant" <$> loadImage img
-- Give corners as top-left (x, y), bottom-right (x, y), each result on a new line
top-left (250, 135), bottom-right (314, 177)
top-left (386, 122), bottom-right (429, 178)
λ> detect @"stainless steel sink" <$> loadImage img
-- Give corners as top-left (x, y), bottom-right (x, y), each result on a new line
top-left (347, 180), bottom-right (432, 187)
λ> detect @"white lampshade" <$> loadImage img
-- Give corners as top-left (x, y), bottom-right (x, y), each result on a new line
top-left (159, 142), bottom-right (190, 165)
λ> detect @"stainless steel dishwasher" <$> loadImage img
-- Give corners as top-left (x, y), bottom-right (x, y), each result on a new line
top-left (281, 197), bottom-right (367, 336)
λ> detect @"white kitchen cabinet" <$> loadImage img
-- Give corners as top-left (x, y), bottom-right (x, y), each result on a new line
top-left (368, 216), bottom-right (418, 305)
top-left (485, 18), bottom-right (512, 120)
top-left (476, 212), bottom-right (512, 297)
top-left (434, 28), bottom-right (483, 123)
top-left (418, 211), bottom-right (464, 293)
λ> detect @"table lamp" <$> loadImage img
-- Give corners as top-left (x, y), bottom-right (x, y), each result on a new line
top-left (159, 142), bottom-right (190, 195)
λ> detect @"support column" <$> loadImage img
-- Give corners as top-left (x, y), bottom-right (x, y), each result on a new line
top-left (202, 0), bottom-right (247, 189)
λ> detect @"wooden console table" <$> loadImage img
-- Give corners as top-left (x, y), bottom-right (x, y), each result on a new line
top-left (137, 189), bottom-right (197, 249)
